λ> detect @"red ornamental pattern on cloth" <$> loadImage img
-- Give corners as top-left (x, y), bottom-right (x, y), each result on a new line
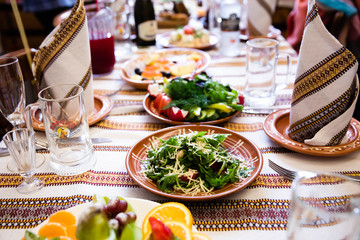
top-left (0, 195), bottom-right (289, 231)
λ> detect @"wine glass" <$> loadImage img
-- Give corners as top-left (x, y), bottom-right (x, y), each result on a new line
top-left (3, 128), bottom-right (44, 194)
top-left (0, 57), bottom-right (45, 171)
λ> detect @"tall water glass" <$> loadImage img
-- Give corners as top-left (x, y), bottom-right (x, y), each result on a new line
top-left (287, 171), bottom-right (360, 240)
top-left (244, 38), bottom-right (278, 107)
top-left (38, 84), bottom-right (96, 176)
top-left (3, 129), bottom-right (44, 194)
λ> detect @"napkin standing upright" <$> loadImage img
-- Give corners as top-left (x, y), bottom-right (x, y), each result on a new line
top-left (247, 0), bottom-right (277, 36)
top-left (32, 0), bottom-right (94, 114)
top-left (288, 0), bottom-right (359, 146)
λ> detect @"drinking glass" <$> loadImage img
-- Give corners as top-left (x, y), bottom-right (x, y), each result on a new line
top-left (287, 171), bottom-right (360, 240)
top-left (87, 6), bottom-right (116, 75)
top-left (244, 38), bottom-right (279, 107)
top-left (3, 128), bottom-right (44, 194)
top-left (38, 84), bottom-right (96, 176)
top-left (0, 57), bottom-right (26, 127)
top-left (0, 57), bottom-right (45, 172)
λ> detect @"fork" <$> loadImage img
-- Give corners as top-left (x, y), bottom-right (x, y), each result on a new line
top-left (268, 159), bottom-right (360, 182)
top-left (103, 84), bottom-right (124, 97)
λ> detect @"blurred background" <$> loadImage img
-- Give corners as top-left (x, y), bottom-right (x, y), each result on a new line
top-left (0, 0), bottom-right (295, 55)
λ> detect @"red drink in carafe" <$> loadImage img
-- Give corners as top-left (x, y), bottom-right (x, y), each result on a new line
top-left (90, 36), bottom-right (115, 75)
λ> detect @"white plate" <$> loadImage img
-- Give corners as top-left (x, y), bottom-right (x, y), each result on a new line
top-left (32, 198), bottom-right (160, 233)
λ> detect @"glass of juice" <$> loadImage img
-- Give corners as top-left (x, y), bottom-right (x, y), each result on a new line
top-left (87, 7), bottom-right (116, 75)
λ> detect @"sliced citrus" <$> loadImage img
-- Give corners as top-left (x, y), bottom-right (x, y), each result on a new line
top-left (59, 236), bottom-right (74, 240)
top-left (65, 224), bottom-right (77, 239)
top-left (142, 231), bottom-right (152, 240)
top-left (48, 210), bottom-right (76, 227)
top-left (142, 202), bottom-right (193, 235)
top-left (142, 221), bottom-right (193, 240)
top-left (38, 222), bottom-right (66, 239)
top-left (165, 221), bottom-right (193, 240)
top-left (193, 232), bottom-right (212, 240)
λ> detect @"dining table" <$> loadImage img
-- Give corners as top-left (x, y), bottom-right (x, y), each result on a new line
top-left (1, 33), bottom-right (360, 240)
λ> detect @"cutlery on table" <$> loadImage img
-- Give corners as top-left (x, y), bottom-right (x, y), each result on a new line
top-left (242, 105), bottom-right (291, 114)
top-left (268, 159), bottom-right (360, 183)
top-left (0, 138), bottom-right (112, 157)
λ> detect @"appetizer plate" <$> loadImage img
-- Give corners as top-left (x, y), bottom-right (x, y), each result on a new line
top-left (120, 48), bottom-right (211, 90)
top-left (264, 108), bottom-right (360, 157)
top-left (32, 198), bottom-right (160, 234)
top-left (126, 125), bottom-right (263, 201)
top-left (239, 26), bottom-right (281, 41)
top-left (156, 32), bottom-right (219, 50)
top-left (143, 93), bottom-right (241, 125)
top-left (32, 94), bottom-right (112, 131)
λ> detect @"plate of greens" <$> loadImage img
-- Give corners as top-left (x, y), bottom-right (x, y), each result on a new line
top-left (125, 125), bottom-right (263, 201)
top-left (144, 73), bottom-right (243, 125)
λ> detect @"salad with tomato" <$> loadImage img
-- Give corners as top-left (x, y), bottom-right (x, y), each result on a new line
top-left (148, 73), bottom-right (244, 122)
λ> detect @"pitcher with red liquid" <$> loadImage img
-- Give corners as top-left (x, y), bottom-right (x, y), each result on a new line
top-left (87, 6), bottom-right (116, 75)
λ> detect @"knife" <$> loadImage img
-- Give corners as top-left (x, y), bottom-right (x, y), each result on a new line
top-left (242, 105), bottom-right (291, 114)
top-left (0, 138), bottom-right (112, 157)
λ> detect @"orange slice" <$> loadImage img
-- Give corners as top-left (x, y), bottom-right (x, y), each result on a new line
top-left (65, 224), bottom-right (77, 239)
top-left (48, 210), bottom-right (76, 227)
top-left (165, 221), bottom-right (193, 240)
top-left (144, 65), bottom-right (161, 72)
top-left (141, 70), bottom-right (163, 79)
top-left (193, 232), bottom-right (212, 240)
top-left (142, 221), bottom-right (193, 240)
top-left (58, 236), bottom-right (74, 240)
top-left (38, 222), bottom-right (66, 239)
top-left (142, 202), bottom-right (193, 236)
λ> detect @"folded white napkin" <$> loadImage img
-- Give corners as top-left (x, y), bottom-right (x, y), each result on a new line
top-left (32, 0), bottom-right (94, 114)
top-left (247, 0), bottom-right (277, 36)
top-left (288, 0), bottom-right (359, 146)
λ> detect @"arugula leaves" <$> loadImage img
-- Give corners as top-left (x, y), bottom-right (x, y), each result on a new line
top-left (143, 131), bottom-right (253, 195)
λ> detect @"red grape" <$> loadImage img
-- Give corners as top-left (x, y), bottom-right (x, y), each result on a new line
top-left (104, 198), bottom-right (128, 218)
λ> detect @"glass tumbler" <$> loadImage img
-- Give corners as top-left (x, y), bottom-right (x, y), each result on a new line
top-left (287, 171), bottom-right (360, 240)
top-left (38, 84), bottom-right (96, 176)
top-left (3, 128), bottom-right (44, 194)
top-left (244, 38), bottom-right (279, 107)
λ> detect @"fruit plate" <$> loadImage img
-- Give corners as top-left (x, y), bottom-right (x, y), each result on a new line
top-left (120, 48), bottom-right (211, 90)
top-left (126, 125), bottom-right (263, 201)
top-left (156, 32), bottom-right (219, 50)
top-left (31, 94), bottom-right (112, 131)
top-left (143, 93), bottom-right (241, 125)
top-left (31, 198), bottom-right (160, 235)
top-left (263, 108), bottom-right (360, 156)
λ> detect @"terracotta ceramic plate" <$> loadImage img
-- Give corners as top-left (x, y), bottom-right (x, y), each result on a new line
top-left (120, 48), bottom-right (211, 90)
top-left (239, 26), bottom-right (281, 41)
top-left (32, 94), bottom-right (112, 131)
top-left (126, 125), bottom-right (263, 201)
top-left (31, 198), bottom-right (160, 234)
top-left (143, 94), bottom-right (241, 125)
top-left (156, 32), bottom-right (219, 50)
top-left (263, 109), bottom-right (360, 156)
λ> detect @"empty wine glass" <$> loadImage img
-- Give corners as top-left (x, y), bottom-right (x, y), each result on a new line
top-left (0, 57), bottom-right (26, 127)
top-left (3, 128), bottom-right (44, 194)
top-left (0, 56), bottom-right (45, 172)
